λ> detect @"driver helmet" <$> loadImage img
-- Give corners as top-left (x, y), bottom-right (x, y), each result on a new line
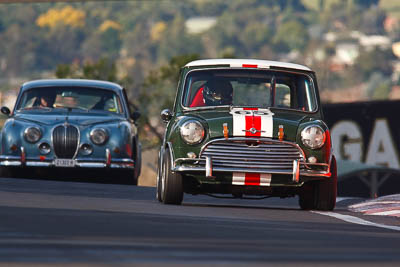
top-left (203, 79), bottom-right (233, 106)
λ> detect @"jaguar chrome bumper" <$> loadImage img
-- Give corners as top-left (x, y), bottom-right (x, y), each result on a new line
top-left (0, 148), bottom-right (134, 169)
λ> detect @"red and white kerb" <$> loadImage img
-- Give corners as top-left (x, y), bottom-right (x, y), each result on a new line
top-left (230, 107), bottom-right (274, 186)
top-left (232, 173), bottom-right (271, 186)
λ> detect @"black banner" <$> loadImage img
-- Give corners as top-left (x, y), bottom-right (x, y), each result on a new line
top-left (323, 100), bottom-right (400, 197)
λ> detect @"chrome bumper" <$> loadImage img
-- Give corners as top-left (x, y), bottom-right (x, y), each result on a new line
top-left (173, 157), bottom-right (331, 181)
top-left (0, 156), bottom-right (134, 169)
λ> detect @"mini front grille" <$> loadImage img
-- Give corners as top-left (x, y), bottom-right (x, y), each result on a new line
top-left (200, 139), bottom-right (305, 173)
top-left (53, 125), bottom-right (79, 159)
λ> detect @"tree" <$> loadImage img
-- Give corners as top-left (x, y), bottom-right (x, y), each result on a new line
top-left (98, 20), bottom-right (122, 58)
top-left (56, 57), bottom-right (119, 82)
top-left (156, 15), bottom-right (203, 62)
top-left (353, 0), bottom-right (379, 8)
top-left (354, 48), bottom-right (395, 80)
top-left (138, 54), bottom-right (200, 148)
top-left (365, 72), bottom-right (391, 100)
top-left (55, 54), bottom-right (200, 150)
top-left (274, 20), bottom-right (309, 52)
top-left (36, 6), bottom-right (86, 29)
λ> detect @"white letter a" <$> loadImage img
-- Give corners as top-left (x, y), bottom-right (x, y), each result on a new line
top-left (366, 119), bottom-right (399, 169)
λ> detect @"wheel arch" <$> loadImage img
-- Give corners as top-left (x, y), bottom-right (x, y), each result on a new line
top-left (158, 141), bottom-right (175, 179)
top-left (164, 142), bottom-right (175, 170)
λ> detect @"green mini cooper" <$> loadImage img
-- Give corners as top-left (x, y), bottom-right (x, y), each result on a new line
top-left (157, 59), bottom-right (337, 210)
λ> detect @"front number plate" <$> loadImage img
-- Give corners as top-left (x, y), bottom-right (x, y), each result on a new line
top-left (54, 159), bottom-right (76, 167)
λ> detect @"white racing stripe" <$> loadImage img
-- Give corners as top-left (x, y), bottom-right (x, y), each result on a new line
top-left (232, 173), bottom-right (271, 186)
top-left (232, 172), bottom-right (245, 185)
top-left (231, 109), bottom-right (248, 136)
top-left (261, 114), bottom-right (273, 138)
top-left (311, 211), bottom-right (400, 232)
top-left (230, 108), bottom-right (274, 138)
top-left (259, 174), bottom-right (272, 186)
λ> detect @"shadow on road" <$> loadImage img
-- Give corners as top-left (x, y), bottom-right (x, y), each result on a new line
top-left (4, 166), bottom-right (135, 185)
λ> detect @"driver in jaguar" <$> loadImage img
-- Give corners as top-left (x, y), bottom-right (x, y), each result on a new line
top-left (34, 94), bottom-right (56, 108)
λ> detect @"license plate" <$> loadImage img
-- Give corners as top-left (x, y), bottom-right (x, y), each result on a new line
top-left (54, 159), bottom-right (76, 167)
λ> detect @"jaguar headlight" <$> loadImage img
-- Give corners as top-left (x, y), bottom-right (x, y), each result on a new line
top-left (301, 125), bottom-right (326, 149)
top-left (90, 128), bottom-right (109, 145)
top-left (24, 127), bottom-right (42, 143)
top-left (180, 120), bottom-right (205, 144)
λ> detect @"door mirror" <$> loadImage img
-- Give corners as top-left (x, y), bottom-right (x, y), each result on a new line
top-left (160, 109), bottom-right (172, 123)
top-left (1, 106), bottom-right (10, 116)
top-left (131, 111), bottom-right (141, 121)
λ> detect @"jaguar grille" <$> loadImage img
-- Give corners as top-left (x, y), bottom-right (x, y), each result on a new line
top-left (53, 124), bottom-right (79, 159)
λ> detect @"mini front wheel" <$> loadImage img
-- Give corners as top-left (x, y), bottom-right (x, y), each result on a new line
top-left (160, 148), bottom-right (183, 205)
top-left (299, 156), bottom-right (337, 211)
top-left (315, 156), bottom-right (337, 211)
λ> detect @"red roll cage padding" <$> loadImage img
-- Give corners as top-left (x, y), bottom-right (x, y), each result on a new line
top-left (190, 87), bottom-right (205, 107)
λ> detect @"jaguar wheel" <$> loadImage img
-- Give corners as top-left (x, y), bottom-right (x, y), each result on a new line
top-left (0, 166), bottom-right (15, 178)
top-left (133, 143), bottom-right (142, 185)
top-left (156, 150), bottom-right (163, 202)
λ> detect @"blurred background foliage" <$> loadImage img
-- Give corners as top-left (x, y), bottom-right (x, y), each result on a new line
top-left (1, 0), bottom-right (400, 148)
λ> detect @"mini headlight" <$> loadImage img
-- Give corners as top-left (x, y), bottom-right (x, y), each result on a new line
top-left (24, 127), bottom-right (42, 143)
top-left (301, 125), bottom-right (326, 149)
top-left (90, 128), bottom-right (109, 145)
top-left (180, 120), bottom-right (205, 144)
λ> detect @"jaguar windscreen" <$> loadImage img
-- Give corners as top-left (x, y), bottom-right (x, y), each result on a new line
top-left (16, 87), bottom-right (123, 114)
top-left (183, 69), bottom-right (317, 112)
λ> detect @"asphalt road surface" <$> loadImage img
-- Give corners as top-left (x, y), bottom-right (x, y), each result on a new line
top-left (0, 177), bottom-right (400, 266)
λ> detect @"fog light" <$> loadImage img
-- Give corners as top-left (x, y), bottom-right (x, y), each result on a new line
top-left (80, 143), bottom-right (93, 155)
top-left (308, 156), bottom-right (317, 163)
top-left (38, 142), bottom-right (51, 154)
top-left (187, 152), bottom-right (197, 159)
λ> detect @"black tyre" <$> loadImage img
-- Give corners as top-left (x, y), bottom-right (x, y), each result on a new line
top-left (0, 166), bottom-right (15, 178)
top-left (160, 148), bottom-right (183, 205)
top-left (116, 169), bottom-right (137, 185)
top-left (133, 144), bottom-right (142, 185)
top-left (128, 144), bottom-right (142, 185)
top-left (315, 156), bottom-right (337, 211)
top-left (299, 156), bottom-right (337, 211)
top-left (156, 150), bottom-right (163, 202)
top-left (128, 170), bottom-right (138, 185)
top-left (298, 182), bottom-right (315, 210)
